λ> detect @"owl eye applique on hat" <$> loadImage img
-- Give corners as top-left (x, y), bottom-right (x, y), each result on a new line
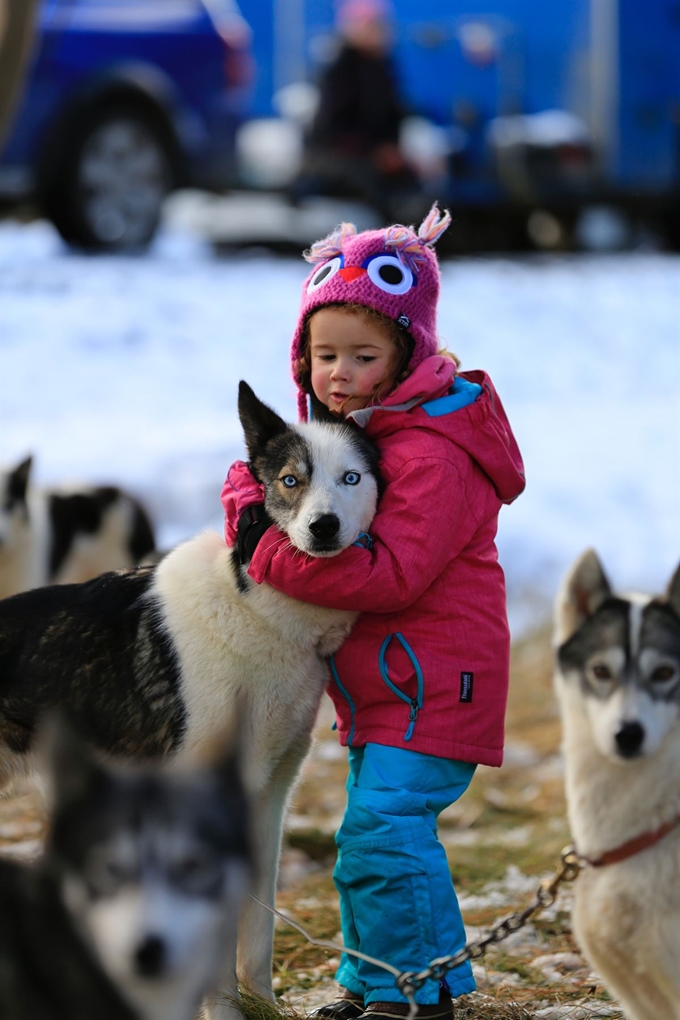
top-left (307, 251), bottom-right (415, 297)
top-left (363, 253), bottom-right (414, 294)
top-left (307, 255), bottom-right (345, 294)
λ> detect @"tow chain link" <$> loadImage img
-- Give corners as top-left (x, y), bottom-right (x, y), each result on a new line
top-left (395, 845), bottom-right (582, 999)
top-left (252, 845), bottom-right (582, 1019)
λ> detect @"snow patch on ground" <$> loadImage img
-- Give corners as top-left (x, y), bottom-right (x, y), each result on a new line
top-left (0, 218), bottom-right (678, 631)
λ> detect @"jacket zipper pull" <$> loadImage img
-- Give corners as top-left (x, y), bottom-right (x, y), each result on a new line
top-left (404, 698), bottom-right (419, 742)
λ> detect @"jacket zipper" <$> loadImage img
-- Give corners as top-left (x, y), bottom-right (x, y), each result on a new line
top-left (329, 654), bottom-right (356, 745)
top-left (378, 632), bottom-right (424, 742)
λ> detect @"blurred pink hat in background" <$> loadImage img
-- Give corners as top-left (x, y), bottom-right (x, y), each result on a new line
top-left (335, 0), bottom-right (394, 30)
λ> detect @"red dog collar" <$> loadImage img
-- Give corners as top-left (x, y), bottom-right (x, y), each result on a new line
top-left (579, 813), bottom-right (680, 868)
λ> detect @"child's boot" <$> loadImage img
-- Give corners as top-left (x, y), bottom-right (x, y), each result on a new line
top-left (309, 987), bottom-right (365, 1020)
top-left (357, 986), bottom-right (453, 1020)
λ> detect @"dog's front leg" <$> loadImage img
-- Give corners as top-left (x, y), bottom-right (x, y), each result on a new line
top-left (237, 737), bottom-right (311, 1004)
top-left (207, 739), bottom-right (310, 1020)
top-left (235, 778), bottom-right (290, 1001)
top-left (202, 782), bottom-right (287, 1020)
top-left (201, 940), bottom-right (240, 1020)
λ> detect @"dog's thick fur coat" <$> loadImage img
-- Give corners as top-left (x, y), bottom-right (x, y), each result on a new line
top-left (0, 384), bottom-right (379, 1020)
top-left (0, 719), bottom-right (250, 1020)
top-left (555, 550), bottom-right (680, 1020)
top-left (0, 455), bottom-right (155, 600)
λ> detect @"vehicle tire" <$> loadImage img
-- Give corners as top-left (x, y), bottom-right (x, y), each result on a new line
top-left (42, 104), bottom-right (174, 251)
top-left (660, 203), bottom-right (680, 251)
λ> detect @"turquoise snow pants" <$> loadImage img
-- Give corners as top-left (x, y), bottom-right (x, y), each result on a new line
top-left (333, 743), bottom-right (477, 1004)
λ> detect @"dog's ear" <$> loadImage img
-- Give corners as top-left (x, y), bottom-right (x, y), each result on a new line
top-left (555, 549), bottom-right (612, 645)
top-left (665, 563), bottom-right (680, 618)
top-left (9, 455), bottom-right (32, 503)
top-left (238, 382), bottom-right (287, 462)
top-left (38, 711), bottom-right (110, 814)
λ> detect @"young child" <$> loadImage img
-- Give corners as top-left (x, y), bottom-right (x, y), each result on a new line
top-left (221, 205), bottom-right (525, 1019)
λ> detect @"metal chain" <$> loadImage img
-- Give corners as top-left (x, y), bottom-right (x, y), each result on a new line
top-left (395, 845), bottom-right (582, 998)
top-left (251, 844), bottom-right (582, 1020)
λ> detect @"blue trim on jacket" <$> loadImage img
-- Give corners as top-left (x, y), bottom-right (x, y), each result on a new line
top-left (421, 376), bottom-right (482, 417)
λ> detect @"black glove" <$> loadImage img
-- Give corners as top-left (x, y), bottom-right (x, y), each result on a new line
top-left (236, 504), bottom-right (272, 565)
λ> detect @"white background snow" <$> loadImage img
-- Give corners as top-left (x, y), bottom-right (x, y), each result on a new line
top-left (0, 214), bottom-right (678, 632)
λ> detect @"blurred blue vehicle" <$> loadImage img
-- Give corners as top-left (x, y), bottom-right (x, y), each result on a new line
top-left (0, 0), bottom-right (252, 249)
top-left (241, 0), bottom-right (680, 248)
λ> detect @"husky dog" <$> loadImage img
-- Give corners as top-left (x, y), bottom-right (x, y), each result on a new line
top-left (0, 382), bottom-right (379, 1020)
top-left (555, 550), bottom-right (680, 1020)
top-left (0, 718), bottom-right (251, 1020)
top-left (0, 455), bottom-right (156, 599)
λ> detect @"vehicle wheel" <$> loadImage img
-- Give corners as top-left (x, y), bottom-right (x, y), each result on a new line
top-left (43, 106), bottom-right (174, 250)
top-left (660, 204), bottom-right (680, 251)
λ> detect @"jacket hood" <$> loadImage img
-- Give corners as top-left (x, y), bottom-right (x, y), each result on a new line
top-left (350, 356), bottom-right (525, 504)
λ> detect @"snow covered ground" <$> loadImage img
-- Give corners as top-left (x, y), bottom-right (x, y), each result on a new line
top-left (0, 215), bottom-right (678, 632)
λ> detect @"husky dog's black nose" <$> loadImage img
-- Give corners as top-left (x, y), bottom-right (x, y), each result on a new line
top-left (309, 514), bottom-right (340, 540)
top-left (134, 934), bottom-right (166, 977)
top-left (615, 721), bottom-right (645, 758)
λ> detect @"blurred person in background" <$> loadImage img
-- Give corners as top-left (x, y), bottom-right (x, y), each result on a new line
top-left (293, 0), bottom-right (422, 220)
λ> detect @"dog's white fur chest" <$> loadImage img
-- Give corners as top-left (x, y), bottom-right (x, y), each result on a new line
top-left (153, 531), bottom-right (356, 791)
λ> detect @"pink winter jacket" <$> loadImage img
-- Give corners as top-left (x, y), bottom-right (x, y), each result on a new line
top-left (244, 357), bottom-right (525, 767)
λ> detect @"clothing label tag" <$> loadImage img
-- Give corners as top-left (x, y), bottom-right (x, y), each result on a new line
top-left (396, 313), bottom-right (411, 329)
top-left (460, 672), bottom-right (474, 703)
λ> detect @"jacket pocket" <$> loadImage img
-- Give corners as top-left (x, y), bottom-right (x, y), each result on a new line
top-left (378, 633), bottom-right (424, 742)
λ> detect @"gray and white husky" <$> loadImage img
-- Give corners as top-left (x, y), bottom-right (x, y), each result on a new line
top-left (0, 717), bottom-right (251, 1020)
top-left (0, 455), bottom-right (156, 599)
top-left (555, 550), bottom-right (680, 1020)
top-left (0, 382), bottom-right (379, 1020)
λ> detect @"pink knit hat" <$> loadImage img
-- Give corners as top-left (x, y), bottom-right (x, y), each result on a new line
top-left (291, 203), bottom-right (451, 420)
top-left (336, 0), bottom-right (393, 30)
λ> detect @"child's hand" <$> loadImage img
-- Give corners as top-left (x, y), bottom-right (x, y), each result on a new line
top-left (221, 460), bottom-right (265, 547)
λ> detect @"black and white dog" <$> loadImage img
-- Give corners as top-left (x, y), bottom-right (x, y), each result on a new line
top-left (555, 550), bottom-right (680, 1020)
top-left (0, 718), bottom-right (251, 1020)
top-left (0, 382), bottom-right (380, 1020)
top-left (0, 455), bottom-right (156, 600)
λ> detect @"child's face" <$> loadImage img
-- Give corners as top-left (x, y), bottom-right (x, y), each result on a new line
top-left (309, 307), bottom-right (397, 416)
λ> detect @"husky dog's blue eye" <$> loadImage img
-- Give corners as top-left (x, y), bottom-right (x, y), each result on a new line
top-left (364, 254), bottom-right (414, 295)
top-left (281, 475), bottom-right (298, 487)
top-left (344, 471), bottom-right (361, 485)
top-left (307, 255), bottom-right (344, 294)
